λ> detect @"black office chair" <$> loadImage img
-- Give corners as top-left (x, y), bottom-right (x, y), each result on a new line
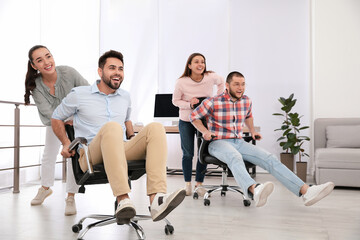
top-left (193, 121), bottom-right (257, 207)
top-left (65, 125), bottom-right (174, 240)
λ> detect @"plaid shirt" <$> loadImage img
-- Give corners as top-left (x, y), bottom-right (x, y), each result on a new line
top-left (190, 91), bottom-right (253, 139)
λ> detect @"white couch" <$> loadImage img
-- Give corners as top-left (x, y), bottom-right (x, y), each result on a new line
top-left (314, 118), bottom-right (360, 187)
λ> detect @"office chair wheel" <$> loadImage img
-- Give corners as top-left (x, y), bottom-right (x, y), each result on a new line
top-left (72, 223), bottom-right (83, 233)
top-left (204, 199), bottom-right (210, 206)
top-left (221, 191), bottom-right (226, 196)
top-left (193, 192), bottom-right (199, 199)
top-left (243, 199), bottom-right (251, 207)
top-left (165, 224), bottom-right (174, 235)
top-left (79, 186), bottom-right (85, 194)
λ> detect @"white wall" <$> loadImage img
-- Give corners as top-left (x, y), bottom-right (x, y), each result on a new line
top-left (312, 0), bottom-right (360, 118)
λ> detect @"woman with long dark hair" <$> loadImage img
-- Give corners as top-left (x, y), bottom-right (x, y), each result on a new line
top-left (25, 45), bottom-right (89, 215)
top-left (172, 53), bottom-right (225, 196)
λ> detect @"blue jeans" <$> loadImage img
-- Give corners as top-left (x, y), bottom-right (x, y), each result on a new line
top-left (178, 120), bottom-right (207, 182)
top-left (208, 138), bottom-right (304, 198)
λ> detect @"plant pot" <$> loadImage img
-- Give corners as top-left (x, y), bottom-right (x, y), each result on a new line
top-left (280, 153), bottom-right (294, 172)
top-left (296, 161), bottom-right (307, 182)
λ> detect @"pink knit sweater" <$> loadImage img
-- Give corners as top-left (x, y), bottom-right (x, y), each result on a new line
top-left (172, 72), bottom-right (225, 122)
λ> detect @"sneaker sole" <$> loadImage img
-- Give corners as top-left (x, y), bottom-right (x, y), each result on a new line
top-left (152, 189), bottom-right (186, 222)
top-left (255, 182), bottom-right (274, 207)
top-left (115, 206), bottom-right (136, 225)
top-left (304, 182), bottom-right (335, 206)
top-left (65, 204), bottom-right (77, 216)
top-left (31, 189), bottom-right (53, 206)
top-left (65, 210), bottom-right (77, 216)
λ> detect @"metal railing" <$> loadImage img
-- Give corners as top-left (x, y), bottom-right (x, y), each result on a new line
top-left (0, 100), bottom-right (66, 193)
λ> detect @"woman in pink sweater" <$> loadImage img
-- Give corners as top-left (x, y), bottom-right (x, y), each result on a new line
top-left (172, 53), bottom-right (225, 196)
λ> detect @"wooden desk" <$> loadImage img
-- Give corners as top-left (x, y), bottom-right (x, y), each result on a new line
top-left (133, 124), bottom-right (260, 134)
top-left (133, 125), bottom-right (179, 133)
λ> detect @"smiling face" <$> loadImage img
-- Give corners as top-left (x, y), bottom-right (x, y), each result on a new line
top-left (98, 57), bottom-right (124, 92)
top-left (226, 76), bottom-right (246, 101)
top-left (30, 47), bottom-right (56, 76)
top-left (188, 55), bottom-right (205, 76)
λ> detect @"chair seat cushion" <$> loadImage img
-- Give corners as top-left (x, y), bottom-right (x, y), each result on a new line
top-left (81, 159), bottom-right (146, 185)
top-left (204, 155), bottom-right (226, 166)
top-left (315, 148), bottom-right (360, 169)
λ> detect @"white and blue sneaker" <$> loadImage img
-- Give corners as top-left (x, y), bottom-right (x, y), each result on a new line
top-left (115, 198), bottom-right (136, 224)
top-left (150, 188), bottom-right (186, 221)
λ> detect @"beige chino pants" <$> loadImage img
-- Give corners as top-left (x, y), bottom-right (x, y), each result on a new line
top-left (79, 121), bottom-right (167, 196)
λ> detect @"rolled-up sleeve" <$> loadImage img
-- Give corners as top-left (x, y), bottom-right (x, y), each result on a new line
top-left (52, 89), bottom-right (78, 121)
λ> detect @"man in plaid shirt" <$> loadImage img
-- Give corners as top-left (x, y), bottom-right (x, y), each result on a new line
top-left (190, 71), bottom-right (334, 207)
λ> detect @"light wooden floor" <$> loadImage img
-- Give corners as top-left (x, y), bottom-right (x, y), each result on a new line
top-left (0, 173), bottom-right (359, 240)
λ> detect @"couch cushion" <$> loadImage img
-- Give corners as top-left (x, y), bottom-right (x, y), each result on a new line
top-left (315, 148), bottom-right (360, 169)
top-left (326, 125), bottom-right (360, 148)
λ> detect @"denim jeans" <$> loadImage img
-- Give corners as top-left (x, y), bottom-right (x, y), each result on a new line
top-left (208, 138), bottom-right (304, 198)
top-left (178, 120), bottom-right (207, 182)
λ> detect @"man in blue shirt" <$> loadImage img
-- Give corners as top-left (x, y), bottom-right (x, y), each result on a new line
top-left (52, 50), bottom-right (185, 224)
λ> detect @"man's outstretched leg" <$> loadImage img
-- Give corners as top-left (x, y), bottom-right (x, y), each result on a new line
top-left (125, 122), bottom-right (186, 222)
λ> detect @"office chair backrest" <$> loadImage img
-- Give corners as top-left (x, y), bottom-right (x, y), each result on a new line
top-left (196, 118), bottom-right (224, 166)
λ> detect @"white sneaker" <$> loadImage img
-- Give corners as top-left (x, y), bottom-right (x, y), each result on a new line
top-left (115, 198), bottom-right (136, 224)
top-left (65, 196), bottom-right (77, 216)
top-left (31, 187), bottom-right (53, 205)
top-left (303, 182), bottom-right (335, 206)
top-left (150, 188), bottom-right (186, 221)
top-left (185, 183), bottom-right (192, 196)
top-left (253, 182), bottom-right (274, 207)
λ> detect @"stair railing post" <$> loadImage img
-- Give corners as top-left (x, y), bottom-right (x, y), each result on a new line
top-left (13, 104), bottom-right (20, 193)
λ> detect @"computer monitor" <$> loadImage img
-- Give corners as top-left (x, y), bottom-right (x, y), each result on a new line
top-left (153, 93), bottom-right (179, 125)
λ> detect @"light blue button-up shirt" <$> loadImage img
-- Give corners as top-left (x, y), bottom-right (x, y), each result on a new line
top-left (52, 80), bottom-right (131, 143)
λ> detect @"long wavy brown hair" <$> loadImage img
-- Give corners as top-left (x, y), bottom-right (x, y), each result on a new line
top-left (24, 45), bottom-right (49, 105)
top-left (179, 53), bottom-right (212, 78)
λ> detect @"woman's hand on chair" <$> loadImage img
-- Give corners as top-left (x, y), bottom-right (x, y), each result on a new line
top-left (61, 141), bottom-right (75, 158)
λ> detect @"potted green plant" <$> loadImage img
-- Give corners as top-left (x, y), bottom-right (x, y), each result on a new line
top-left (273, 93), bottom-right (310, 182)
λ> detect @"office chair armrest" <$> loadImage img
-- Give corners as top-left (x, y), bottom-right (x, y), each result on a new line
top-left (68, 137), bottom-right (93, 175)
top-left (69, 137), bottom-right (88, 150)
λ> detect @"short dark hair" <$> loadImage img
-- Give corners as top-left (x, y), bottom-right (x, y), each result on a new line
top-left (98, 50), bottom-right (124, 69)
top-left (226, 71), bottom-right (245, 83)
